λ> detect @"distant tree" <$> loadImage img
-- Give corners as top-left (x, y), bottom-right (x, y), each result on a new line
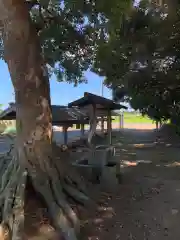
top-left (93, 0), bottom-right (180, 123)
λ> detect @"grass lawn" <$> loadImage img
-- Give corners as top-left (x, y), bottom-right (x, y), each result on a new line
top-left (113, 112), bottom-right (154, 124)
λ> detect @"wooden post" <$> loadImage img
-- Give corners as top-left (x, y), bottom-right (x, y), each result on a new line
top-left (80, 123), bottom-right (85, 136)
top-left (76, 123), bottom-right (80, 129)
top-left (119, 114), bottom-right (123, 129)
top-left (122, 113), bottom-right (124, 128)
top-left (87, 104), bottom-right (101, 182)
top-left (101, 117), bottom-right (104, 133)
top-left (63, 126), bottom-right (68, 145)
top-left (87, 104), bottom-right (97, 147)
top-left (156, 121), bottom-right (158, 130)
top-left (107, 109), bottom-right (112, 145)
top-left (119, 113), bottom-right (124, 129)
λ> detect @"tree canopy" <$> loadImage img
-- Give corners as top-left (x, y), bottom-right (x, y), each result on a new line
top-left (0, 2), bottom-right (135, 239)
top-left (0, 0), bottom-right (132, 85)
top-left (93, 0), bottom-right (180, 123)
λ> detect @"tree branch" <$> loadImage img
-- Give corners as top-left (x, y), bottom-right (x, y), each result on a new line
top-left (31, 1), bottom-right (85, 44)
top-left (25, 0), bottom-right (38, 10)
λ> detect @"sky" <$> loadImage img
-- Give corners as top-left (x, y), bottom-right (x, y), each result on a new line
top-left (0, 1), bottom-right (143, 110)
top-left (0, 60), bottom-right (112, 109)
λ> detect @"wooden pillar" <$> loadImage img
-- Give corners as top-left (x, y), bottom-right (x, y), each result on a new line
top-left (156, 121), bottom-right (158, 130)
top-left (76, 123), bottom-right (80, 129)
top-left (101, 117), bottom-right (104, 133)
top-left (81, 123), bottom-right (85, 136)
top-left (63, 126), bottom-right (68, 145)
top-left (107, 109), bottom-right (112, 145)
top-left (119, 113), bottom-right (123, 129)
top-left (88, 104), bottom-right (97, 147)
top-left (120, 113), bottom-right (124, 128)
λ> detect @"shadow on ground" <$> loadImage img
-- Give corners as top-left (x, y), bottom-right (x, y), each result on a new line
top-left (82, 128), bottom-right (180, 240)
top-left (1, 127), bottom-right (180, 240)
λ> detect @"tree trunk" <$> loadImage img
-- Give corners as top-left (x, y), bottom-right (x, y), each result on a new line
top-left (0, 1), bottom-right (90, 239)
top-left (2, 0), bottom-right (53, 172)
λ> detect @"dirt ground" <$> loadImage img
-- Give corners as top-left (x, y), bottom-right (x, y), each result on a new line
top-left (54, 122), bottom-right (156, 132)
top-left (2, 125), bottom-right (180, 240)
top-left (81, 128), bottom-right (180, 240)
top-left (112, 123), bottom-right (156, 130)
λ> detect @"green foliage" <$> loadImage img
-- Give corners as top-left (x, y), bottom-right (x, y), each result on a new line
top-left (0, 0), bottom-right (132, 85)
top-left (93, 0), bottom-right (180, 122)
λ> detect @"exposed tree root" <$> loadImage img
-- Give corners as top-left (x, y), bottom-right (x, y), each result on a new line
top-left (0, 143), bottom-right (92, 240)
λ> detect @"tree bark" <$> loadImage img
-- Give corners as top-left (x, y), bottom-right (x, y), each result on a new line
top-left (1, 0), bottom-right (53, 171)
top-left (0, 1), bottom-right (90, 239)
